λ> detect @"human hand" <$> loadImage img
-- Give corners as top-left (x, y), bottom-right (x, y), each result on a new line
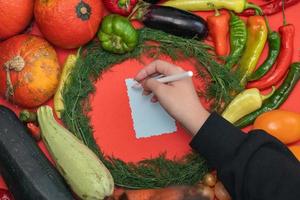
top-left (134, 60), bottom-right (210, 135)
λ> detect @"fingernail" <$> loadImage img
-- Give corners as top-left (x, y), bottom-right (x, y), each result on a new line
top-left (132, 83), bottom-right (142, 89)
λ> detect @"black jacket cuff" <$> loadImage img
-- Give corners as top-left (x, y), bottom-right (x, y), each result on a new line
top-left (190, 112), bottom-right (246, 169)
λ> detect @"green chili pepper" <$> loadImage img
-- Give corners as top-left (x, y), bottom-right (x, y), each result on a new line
top-left (225, 12), bottom-right (247, 69)
top-left (98, 14), bottom-right (139, 54)
top-left (235, 62), bottom-right (300, 128)
top-left (249, 19), bottom-right (281, 81)
top-left (222, 87), bottom-right (275, 123)
top-left (237, 15), bottom-right (268, 86)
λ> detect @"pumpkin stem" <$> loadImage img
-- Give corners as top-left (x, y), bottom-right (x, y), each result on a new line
top-left (4, 56), bottom-right (25, 100)
top-left (76, 1), bottom-right (91, 21)
top-left (80, 7), bottom-right (88, 15)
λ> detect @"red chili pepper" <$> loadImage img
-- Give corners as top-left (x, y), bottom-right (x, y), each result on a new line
top-left (207, 10), bottom-right (230, 57)
top-left (27, 123), bottom-right (41, 141)
top-left (0, 189), bottom-right (14, 200)
top-left (247, 24), bottom-right (295, 89)
top-left (240, 0), bottom-right (299, 16)
top-left (103, 0), bottom-right (138, 16)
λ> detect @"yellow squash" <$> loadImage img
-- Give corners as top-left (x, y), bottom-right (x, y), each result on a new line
top-left (54, 53), bottom-right (78, 118)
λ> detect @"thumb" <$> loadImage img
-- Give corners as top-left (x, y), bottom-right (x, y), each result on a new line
top-left (143, 78), bottom-right (166, 95)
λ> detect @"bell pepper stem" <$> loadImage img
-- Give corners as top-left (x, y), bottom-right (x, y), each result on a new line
top-left (128, 0), bottom-right (149, 20)
top-left (205, 2), bottom-right (220, 16)
top-left (245, 3), bottom-right (263, 16)
top-left (261, 86), bottom-right (276, 101)
top-left (214, 8), bottom-right (220, 16)
top-left (282, 0), bottom-right (287, 26)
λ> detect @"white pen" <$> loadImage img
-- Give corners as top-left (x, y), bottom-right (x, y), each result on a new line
top-left (132, 71), bottom-right (194, 89)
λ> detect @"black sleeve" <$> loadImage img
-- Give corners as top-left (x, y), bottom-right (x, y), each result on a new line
top-left (190, 112), bottom-right (300, 200)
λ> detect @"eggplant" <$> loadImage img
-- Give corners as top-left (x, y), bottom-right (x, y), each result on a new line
top-left (143, 0), bottom-right (160, 3)
top-left (137, 5), bottom-right (208, 39)
top-left (0, 105), bottom-right (74, 200)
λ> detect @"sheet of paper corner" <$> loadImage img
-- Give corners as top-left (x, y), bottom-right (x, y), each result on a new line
top-left (125, 78), bottom-right (177, 139)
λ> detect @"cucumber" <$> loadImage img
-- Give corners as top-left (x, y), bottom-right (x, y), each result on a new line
top-left (0, 105), bottom-right (74, 200)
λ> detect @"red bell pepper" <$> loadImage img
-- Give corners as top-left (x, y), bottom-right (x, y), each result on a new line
top-left (103, 0), bottom-right (138, 16)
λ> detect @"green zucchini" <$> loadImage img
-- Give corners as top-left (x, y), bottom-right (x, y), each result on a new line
top-left (37, 106), bottom-right (114, 200)
top-left (0, 105), bottom-right (74, 200)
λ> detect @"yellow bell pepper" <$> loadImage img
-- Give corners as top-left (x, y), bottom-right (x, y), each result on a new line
top-left (54, 52), bottom-right (79, 118)
top-left (222, 87), bottom-right (275, 123)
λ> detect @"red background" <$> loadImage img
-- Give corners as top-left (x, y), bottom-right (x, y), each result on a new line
top-left (0, 0), bottom-right (299, 189)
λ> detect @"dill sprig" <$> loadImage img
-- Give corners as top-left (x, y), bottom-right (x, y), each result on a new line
top-left (140, 28), bottom-right (241, 106)
top-left (61, 28), bottom-right (240, 189)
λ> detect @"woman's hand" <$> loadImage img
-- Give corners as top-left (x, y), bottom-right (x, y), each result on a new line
top-left (134, 60), bottom-right (210, 135)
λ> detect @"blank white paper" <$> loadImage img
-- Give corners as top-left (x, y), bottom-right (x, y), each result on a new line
top-left (125, 79), bottom-right (177, 138)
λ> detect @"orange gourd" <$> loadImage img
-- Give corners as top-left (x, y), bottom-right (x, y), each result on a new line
top-left (253, 110), bottom-right (300, 144)
top-left (0, 34), bottom-right (61, 108)
top-left (34, 0), bottom-right (103, 49)
top-left (0, 0), bottom-right (34, 40)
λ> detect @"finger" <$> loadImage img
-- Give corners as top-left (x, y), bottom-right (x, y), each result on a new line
top-left (134, 60), bottom-right (183, 81)
top-left (140, 79), bottom-right (152, 96)
top-left (151, 96), bottom-right (158, 103)
top-left (142, 90), bottom-right (151, 96)
top-left (143, 78), bottom-right (168, 95)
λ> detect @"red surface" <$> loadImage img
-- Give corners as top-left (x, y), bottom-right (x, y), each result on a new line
top-left (0, 0), bottom-right (300, 189)
top-left (90, 57), bottom-right (207, 162)
top-left (91, 2), bottom-right (300, 162)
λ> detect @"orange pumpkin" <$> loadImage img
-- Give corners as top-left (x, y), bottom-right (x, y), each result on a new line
top-left (0, 0), bottom-right (34, 40)
top-left (0, 34), bottom-right (61, 108)
top-left (34, 0), bottom-right (103, 49)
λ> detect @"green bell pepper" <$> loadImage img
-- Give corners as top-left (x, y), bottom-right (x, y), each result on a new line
top-left (98, 14), bottom-right (139, 54)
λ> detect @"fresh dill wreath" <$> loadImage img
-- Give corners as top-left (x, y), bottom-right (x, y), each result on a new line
top-left (61, 28), bottom-right (241, 189)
